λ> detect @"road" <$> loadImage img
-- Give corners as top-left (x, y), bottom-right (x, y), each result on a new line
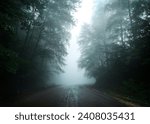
top-left (15, 86), bottom-right (127, 107)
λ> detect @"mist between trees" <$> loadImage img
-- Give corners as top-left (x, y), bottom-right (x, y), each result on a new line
top-left (0, 0), bottom-right (150, 106)
top-left (0, 0), bottom-right (80, 104)
top-left (78, 0), bottom-right (150, 106)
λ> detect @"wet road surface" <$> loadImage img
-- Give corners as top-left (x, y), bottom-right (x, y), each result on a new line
top-left (15, 86), bottom-right (127, 107)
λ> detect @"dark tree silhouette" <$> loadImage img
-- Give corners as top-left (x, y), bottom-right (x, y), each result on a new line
top-left (78, 0), bottom-right (150, 106)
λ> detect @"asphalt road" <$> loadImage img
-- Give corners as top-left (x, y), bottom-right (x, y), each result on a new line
top-left (15, 85), bottom-right (127, 107)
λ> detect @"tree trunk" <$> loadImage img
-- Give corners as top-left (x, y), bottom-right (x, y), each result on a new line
top-left (30, 26), bottom-right (43, 59)
top-left (103, 35), bottom-right (109, 66)
top-left (23, 23), bottom-right (31, 48)
top-left (120, 22), bottom-right (125, 47)
top-left (127, 0), bottom-right (135, 40)
top-left (118, 0), bottom-right (125, 47)
top-left (34, 28), bottom-right (43, 52)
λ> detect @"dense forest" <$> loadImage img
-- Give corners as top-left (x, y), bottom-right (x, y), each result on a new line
top-left (79, 0), bottom-right (150, 105)
top-left (0, 0), bottom-right (80, 104)
top-left (0, 0), bottom-right (150, 106)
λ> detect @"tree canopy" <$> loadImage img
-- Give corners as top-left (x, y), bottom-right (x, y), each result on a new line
top-left (0, 0), bottom-right (80, 102)
top-left (78, 0), bottom-right (150, 105)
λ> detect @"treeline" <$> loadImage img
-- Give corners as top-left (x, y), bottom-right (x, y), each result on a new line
top-left (79, 0), bottom-right (150, 105)
top-left (0, 0), bottom-right (79, 103)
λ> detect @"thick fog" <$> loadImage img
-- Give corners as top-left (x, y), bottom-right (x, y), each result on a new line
top-left (53, 0), bottom-right (98, 85)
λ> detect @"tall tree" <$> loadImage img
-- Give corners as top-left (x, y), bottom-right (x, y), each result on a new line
top-left (0, 0), bottom-right (80, 103)
top-left (78, 0), bottom-right (150, 105)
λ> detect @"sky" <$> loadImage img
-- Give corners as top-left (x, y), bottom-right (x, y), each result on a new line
top-left (53, 0), bottom-right (96, 85)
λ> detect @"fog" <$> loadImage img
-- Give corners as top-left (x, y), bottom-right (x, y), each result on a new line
top-left (53, 0), bottom-right (96, 85)
top-left (1, 0), bottom-right (149, 107)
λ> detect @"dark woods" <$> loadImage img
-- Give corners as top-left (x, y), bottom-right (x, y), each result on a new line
top-left (0, 0), bottom-right (79, 105)
top-left (79, 0), bottom-right (150, 106)
top-left (0, 0), bottom-right (150, 106)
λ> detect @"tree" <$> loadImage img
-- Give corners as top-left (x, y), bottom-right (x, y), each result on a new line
top-left (78, 0), bottom-right (150, 105)
top-left (0, 0), bottom-right (80, 104)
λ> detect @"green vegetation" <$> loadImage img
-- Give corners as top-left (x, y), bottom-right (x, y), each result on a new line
top-left (78, 0), bottom-right (150, 106)
top-left (0, 0), bottom-right (80, 104)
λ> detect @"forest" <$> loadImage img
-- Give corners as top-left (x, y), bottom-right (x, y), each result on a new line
top-left (0, 0), bottom-right (80, 105)
top-left (0, 0), bottom-right (150, 106)
top-left (79, 0), bottom-right (150, 106)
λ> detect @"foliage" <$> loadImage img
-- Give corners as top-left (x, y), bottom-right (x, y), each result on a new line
top-left (78, 0), bottom-right (150, 105)
top-left (0, 0), bottom-right (80, 101)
